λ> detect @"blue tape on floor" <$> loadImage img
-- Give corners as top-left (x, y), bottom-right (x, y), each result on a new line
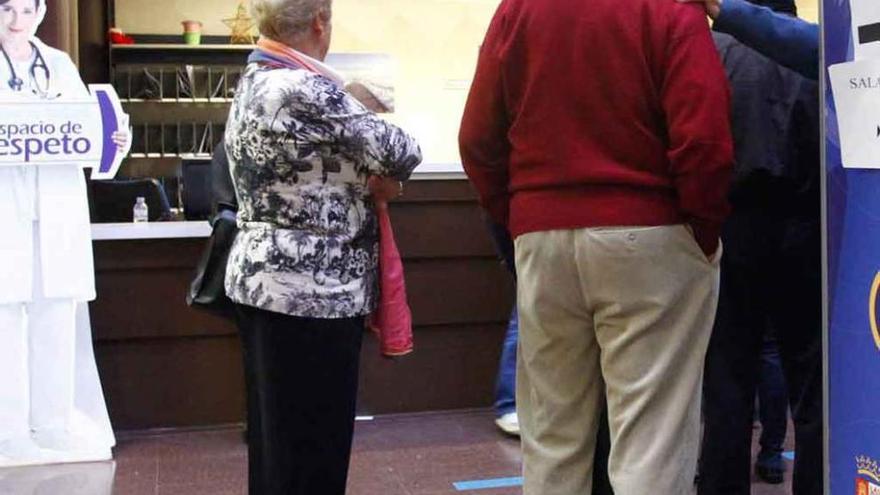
top-left (783, 451), bottom-right (795, 461)
top-left (454, 477), bottom-right (524, 491)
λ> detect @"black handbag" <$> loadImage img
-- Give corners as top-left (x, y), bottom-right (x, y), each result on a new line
top-left (186, 209), bottom-right (238, 318)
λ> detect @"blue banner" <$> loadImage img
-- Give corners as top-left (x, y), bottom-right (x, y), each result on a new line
top-left (824, 0), bottom-right (880, 493)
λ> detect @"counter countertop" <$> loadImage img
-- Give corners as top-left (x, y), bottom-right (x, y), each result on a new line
top-left (90, 173), bottom-right (469, 241)
top-left (92, 221), bottom-right (212, 241)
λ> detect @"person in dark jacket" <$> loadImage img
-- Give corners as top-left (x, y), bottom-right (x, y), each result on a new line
top-left (699, 5), bottom-right (823, 491)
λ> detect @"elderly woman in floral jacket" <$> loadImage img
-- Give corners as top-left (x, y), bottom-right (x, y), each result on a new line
top-left (224, 0), bottom-right (421, 493)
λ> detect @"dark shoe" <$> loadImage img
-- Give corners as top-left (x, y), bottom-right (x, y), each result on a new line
top-left (755, 464), bottom-right (784, 484)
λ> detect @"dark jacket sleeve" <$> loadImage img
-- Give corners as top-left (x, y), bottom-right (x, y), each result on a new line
top-left (459, 5), bottom-right (512, 228)
top-left (789, 74), bottom-right (821, 203)
top-left (714, 0), bottom-right (819, 80)
top-left (661, 4), bottom-right (735, 256)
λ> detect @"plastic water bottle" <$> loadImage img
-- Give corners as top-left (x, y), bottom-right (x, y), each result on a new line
top-left (133, 197), bottom-right (149, 223)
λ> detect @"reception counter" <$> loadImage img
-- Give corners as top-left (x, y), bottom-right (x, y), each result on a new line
top-left (88, 179), bottom-right (514, 430)
top-left (92, 221), bottom-right (211, 241)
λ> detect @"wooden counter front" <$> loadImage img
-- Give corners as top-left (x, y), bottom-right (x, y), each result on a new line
top-left (89, 180), bottom-right (514, 430)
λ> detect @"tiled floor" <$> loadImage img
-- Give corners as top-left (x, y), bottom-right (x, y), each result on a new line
top-left (0, 409), bottom-right (793, 494)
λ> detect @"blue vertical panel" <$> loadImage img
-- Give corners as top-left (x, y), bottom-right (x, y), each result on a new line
top-left (824, 1), bottom-right (880, 493)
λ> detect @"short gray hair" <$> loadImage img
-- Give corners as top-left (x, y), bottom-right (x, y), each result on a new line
top-left (250, 0), bottom-right (331, 44)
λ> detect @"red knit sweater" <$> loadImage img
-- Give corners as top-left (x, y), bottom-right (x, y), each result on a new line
top-left (459, 0), bottom-right (733, 254)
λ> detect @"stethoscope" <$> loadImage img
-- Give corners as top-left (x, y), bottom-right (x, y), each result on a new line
top-left (1, 41), bottom-right (50, 97)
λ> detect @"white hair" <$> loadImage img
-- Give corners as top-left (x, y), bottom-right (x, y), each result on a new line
top-left (250, 0), bottom-right (331, 44)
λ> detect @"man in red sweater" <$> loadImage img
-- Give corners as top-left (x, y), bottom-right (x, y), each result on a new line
top-left (460, 1), bottom-right (733, 493)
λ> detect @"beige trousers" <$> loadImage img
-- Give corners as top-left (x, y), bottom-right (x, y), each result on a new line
top-left (515, 225), bottom-right (720, 495)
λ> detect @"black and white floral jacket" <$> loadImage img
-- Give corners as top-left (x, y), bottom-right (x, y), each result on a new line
top-left (224, 62), bottom-right (422, 318)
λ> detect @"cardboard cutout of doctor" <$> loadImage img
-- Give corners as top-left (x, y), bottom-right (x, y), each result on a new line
top-left (0, 0), bottom-right (128, 467)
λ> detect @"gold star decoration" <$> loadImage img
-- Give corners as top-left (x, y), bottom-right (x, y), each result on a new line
top-left (223, 2), bottom-right (256, 45)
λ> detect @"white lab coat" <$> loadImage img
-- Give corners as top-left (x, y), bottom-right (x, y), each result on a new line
top-left (0, 39), bottom-right (95, 304)
top-left (0, 38), bottom-right (114, 466)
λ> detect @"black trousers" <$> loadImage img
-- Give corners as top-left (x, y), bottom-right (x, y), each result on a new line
top-left (593, 409), bottom-right (614, 495)
top-left (698, 206), bottom-right (823, 495)
top-left (235, 304), bottom-right (364, 495)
